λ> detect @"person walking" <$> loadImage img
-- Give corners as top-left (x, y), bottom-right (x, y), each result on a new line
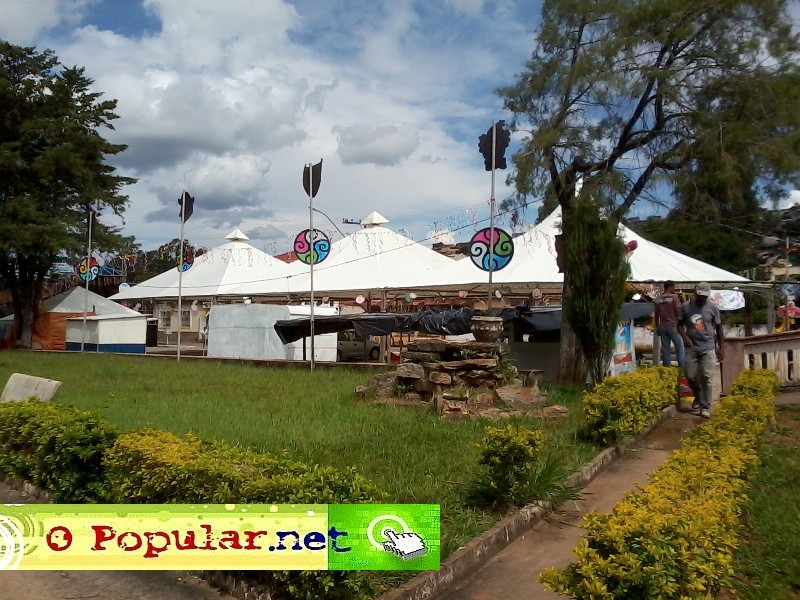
top-left (678, 282), bottom-right (724, 418)
top-left (654, 280), bottom-right (685, 369)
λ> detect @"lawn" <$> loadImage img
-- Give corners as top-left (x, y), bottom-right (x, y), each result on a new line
top-left (725, 407), bottom-right (800, 600)
top-left (0, 350), bottom-right (599, 592)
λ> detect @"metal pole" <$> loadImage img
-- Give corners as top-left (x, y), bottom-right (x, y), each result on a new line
top-left (309, 166), bottom-right (315, 372)
top-left (81, 210), bottom-right (93, 352)
top-left (487, 120), bottom-right (496, 310)
top-left (177, 191), bottom-right (186, 362)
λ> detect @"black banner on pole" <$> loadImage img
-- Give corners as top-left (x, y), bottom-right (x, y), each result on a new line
top-left (302, 159), bottom-right (323, 198)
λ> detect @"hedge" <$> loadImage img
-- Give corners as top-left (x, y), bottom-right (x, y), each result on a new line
top-left (540, 368), bottom-right (778, 599)
top-left (0, 400), bottom-right (118, 502)
top-left (581, 366), bottom-right (679, 445)
top-left (104, 429), bottom-right (388, 600)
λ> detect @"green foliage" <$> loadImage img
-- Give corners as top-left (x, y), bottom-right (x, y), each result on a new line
top-left (581, 366), bottom-right (679, 445)
top-left (564, 198), bottom-right (631, 384)
top-left (468, 424), bottom-right (546, 507)
top-left (104, 428), bottom-right (386, 600)
top-left (540, 368), bottom-right (777, 599)
top-left (0, 42), bottom-right (135, 346)
top-left (0, 400), bottom-right (117, 502)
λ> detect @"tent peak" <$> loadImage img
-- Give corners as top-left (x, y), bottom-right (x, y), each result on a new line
top-left (225, 229), bottom-right (250, 241)
top-left (361, 211), bottom-right (389, 227)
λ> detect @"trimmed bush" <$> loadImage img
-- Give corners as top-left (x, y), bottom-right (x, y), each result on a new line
top-left (539, 368), bottom-right (777, 599)
top-left (581, 366), bottom-right (679, 445)
top-left (0, 400), bottom-right (118, 502)
top-left (468, 424), bottom-right (546, 507)
top-left (104, 429), bottom-right (387, 600)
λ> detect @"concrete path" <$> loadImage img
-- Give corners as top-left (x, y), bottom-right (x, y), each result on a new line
top-left (439, 410), bottom-right (701, 600)
top-left (0, 485), bottom-right (233, 600)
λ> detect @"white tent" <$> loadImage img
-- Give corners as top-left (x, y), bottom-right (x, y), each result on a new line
top-left (110, 229), bottom-right (302, 301)
top-left (231, 212), bottom-right (458, 296)
top-left (536, 206), bottom-right (750, 283)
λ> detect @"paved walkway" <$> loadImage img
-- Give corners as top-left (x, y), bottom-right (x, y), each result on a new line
top-left (439, 409), bottom-right (701, 600)
top-left (439, 392), bottom-right (800, 600)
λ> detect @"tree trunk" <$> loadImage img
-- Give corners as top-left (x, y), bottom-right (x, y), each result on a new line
top-left (11, 272), bottom-right (45, 349)
top-left (558, 269), bottom-right (588, 385)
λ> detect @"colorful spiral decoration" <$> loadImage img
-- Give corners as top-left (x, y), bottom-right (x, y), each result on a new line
top-left (294, 229), bottom-right (330, 265)
top-left (469, 227), bottom-right (514, 272)
top-left (176, 242), bottom-right (195, 272)
top-left (77, 257), bottom-right (100, 282)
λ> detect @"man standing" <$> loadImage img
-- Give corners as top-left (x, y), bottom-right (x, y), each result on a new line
top-left (654, 280), bottom-right (685, 369)
top-left (678, 282), bottom-right (724, 418)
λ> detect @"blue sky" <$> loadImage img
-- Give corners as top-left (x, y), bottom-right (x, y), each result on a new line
top-left (2, 0), bottom-right (798, 255)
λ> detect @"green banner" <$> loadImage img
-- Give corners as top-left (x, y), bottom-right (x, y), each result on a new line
top-left (0, 504), bottom-right (439, 571)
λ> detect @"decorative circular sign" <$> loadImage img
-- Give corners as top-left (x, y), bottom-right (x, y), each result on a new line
top-left (176, 242), bottom-right (195, 272)
top-left (293, 229), bottom-right (330, 265)
top-left (469, 227), bottom-right (514, 272)
top-left (77, 257), bottom-right (99, 282)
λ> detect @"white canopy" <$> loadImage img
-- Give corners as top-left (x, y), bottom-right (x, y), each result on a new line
top-left (231, 216), bottom-right (457, 296)
top-left (537, 206), bottom-right (750, 283)
top-left (110, 230), bottom-right (301, 300)
top-left (44, 287), bottom-right (140, 315)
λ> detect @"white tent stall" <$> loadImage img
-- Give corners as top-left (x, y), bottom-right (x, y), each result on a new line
top-left (206, 303), bottom-right (337, 361)
top-left (65, 313), bottom-right (148, 354)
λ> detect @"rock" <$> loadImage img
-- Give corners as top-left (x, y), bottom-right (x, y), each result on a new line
top-left (365, 372), bottom-right (396, 398)
top-left (442, 389), bottom-right (468, 402)
top-left (443, 399), bottom-right (468, 414)
top-left (473, 392), bottom-right (495, 405)
top-left (440, 358), bottom-right (499, 370)
top-left (541, 405), bottom-right (570, 420)
top-left (463, 370), bottom-right (491, 380)
top-left (355, 385), bottom-right (368, 399)
top-left (494, 385), bottom-right (549, 409)
top-left (400, 351), bottom-right (443, 362)
top-left (413, 378), bottom-right (434, 393)
top-left (406, 339), bottom-right (451, 353)
top-left (1, 373), bottom-right (61, 403)
top-left (428, 372), bottom-right (452, 385)
top-left (404, 392), bottom-right (424, 403)
top-left (395, 362), bottom-right (425, 380)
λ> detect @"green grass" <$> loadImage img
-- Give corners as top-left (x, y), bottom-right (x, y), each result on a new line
top-left (0, 351), bottom-right (599, 594)
top-left (728, 408), bottom-right (800, 600)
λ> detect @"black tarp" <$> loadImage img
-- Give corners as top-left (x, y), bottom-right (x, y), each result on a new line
top-left (273, 302), bottom-right (654, 344)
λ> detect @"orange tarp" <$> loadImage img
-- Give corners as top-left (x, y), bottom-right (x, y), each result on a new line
top-left (32, 311), bottom-right (95, 350)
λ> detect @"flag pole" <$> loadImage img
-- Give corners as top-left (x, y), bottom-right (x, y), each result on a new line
top-left (177, 191), bottom-right (186, 362)
top-left (81, 209), bottom-right (93, 352)
top-left (308, 166), bottom-right (315, 372)
top-left (487, 120), bottom-right (496, 311)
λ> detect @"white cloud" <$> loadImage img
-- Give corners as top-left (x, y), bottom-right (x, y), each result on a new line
top-left (335, 123), bottom-right (420, 166)
top-left (0, 0), bottom-right (96, 44)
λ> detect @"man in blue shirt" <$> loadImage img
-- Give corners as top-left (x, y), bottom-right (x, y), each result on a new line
top-left (678, 282), bottom-right (724, 418)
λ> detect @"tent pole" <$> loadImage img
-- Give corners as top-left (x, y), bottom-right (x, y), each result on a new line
top-left (177, 192), bottom-right (187, 362)
top-left (308, 165), bottom-right (315, 373)
top-left (487, 120), bottom-right (496, 311)
top-left (81, 210), bottom-right (93, 352)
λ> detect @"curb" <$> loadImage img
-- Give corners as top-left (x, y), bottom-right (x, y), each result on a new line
top-left (377, 404), bottom-right (678, 600)
top-left (0, 474), bottom-right (51, 502)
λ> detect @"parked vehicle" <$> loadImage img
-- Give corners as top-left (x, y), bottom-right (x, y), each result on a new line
top-left (337, 331), bottom-right (380, 361)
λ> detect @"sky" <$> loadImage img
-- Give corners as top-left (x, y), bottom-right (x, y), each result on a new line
top-left (1, 0), bottom-right (799, 256)
top-left (0, 0), bottom-right (547, 254)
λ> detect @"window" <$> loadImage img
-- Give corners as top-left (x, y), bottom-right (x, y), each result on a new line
top-left (181, 310), bottom-right (191, 328)
top-left (159, 311), bottom-right (171, 328)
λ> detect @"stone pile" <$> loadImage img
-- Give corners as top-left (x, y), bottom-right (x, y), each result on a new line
top-left (357, 338), bottom-right (568, 421)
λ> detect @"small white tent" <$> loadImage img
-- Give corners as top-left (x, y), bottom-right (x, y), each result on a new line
top-left (110, 229), bottom-right (301, 301)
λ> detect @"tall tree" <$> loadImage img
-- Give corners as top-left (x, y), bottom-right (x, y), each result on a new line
top-left (498, 0), bottom-right (800, 383)
top-left (0, 42), bottom-right (135, 347)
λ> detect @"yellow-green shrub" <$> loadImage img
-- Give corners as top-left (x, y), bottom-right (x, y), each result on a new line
top-left (104, 429), bottom-right (387, 600)
top-left (581, 366), bottom-right (679, 445)
top-left (469, 424), bottom-right (546, 507)
top-left (0, 400), bottom-right (117, 502)
top-left (539, 368), bottom-right (777, 599)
